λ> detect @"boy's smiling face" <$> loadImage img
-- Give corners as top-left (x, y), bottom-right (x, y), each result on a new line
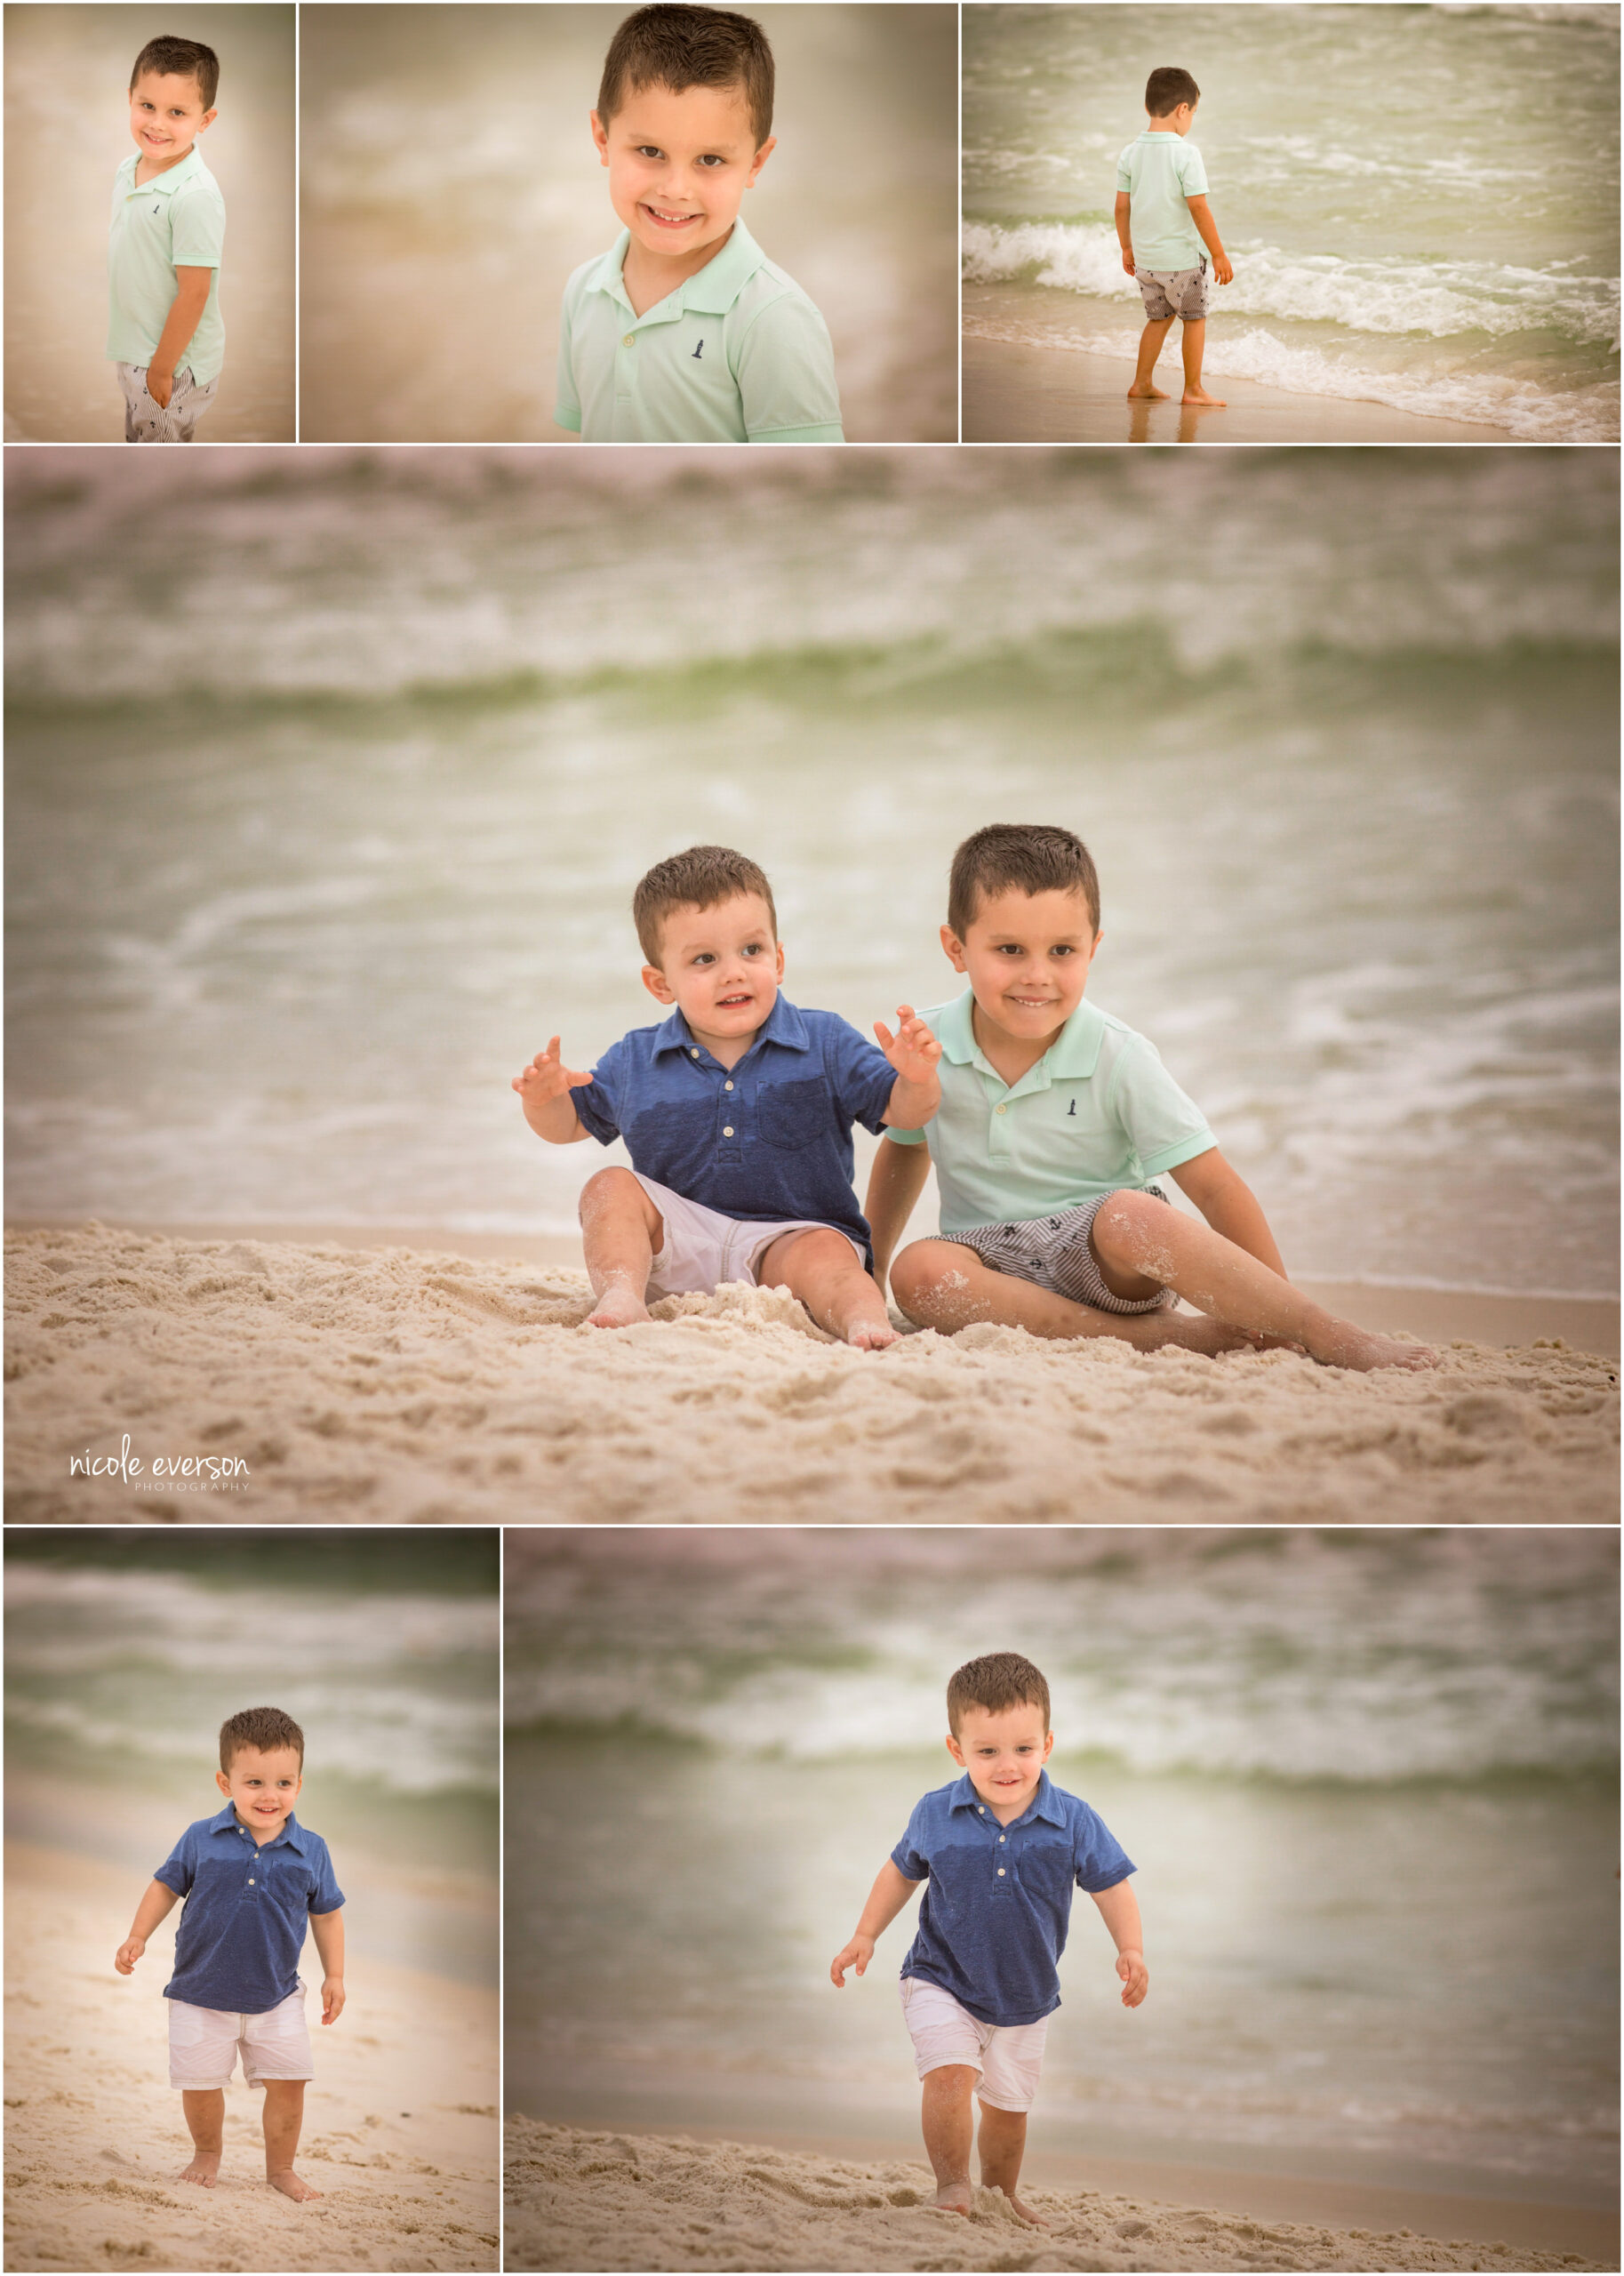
top-left (129, 68), bottom-right (215, 172)
top-left (947, 1701), bottom-right (1055, 1822)
top-left (216, 1743), bottom-right (302, 1843)
top-left (591, 79), bottom-right (775, 282)
top-left (642, 890), bottom-right (784, 1060)
top-left (943, 885), bottom-right (1101, 1056)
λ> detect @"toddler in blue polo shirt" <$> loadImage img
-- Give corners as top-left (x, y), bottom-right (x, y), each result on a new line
top-left (556, 4), bottom-right (844, 443)
top-left (513, 843), bottom-right (940, 1349)
top-left (867, 822), bottom-right (1437, 1373)
top-left (830, 1653), bottom-right (1144, 2228)
top-left (115, 1706), bottom-right (344, 2202)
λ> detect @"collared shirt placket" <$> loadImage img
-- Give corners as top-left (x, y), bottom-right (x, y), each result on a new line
top-left (965, 1792), bottom-right (1030, 1899)
top-left (679, 1038), bottom-right (750, 1166)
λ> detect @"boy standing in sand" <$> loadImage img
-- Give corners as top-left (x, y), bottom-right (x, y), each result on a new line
top-left (1115, 67), bottom-right (1230, 409)
top-left (108, 36), bottom-right (227, 442)
top-left (115, 1707), bottom-right (344, 2201)
top-left (513, 844), bottom-right (940, 1348)
top-left (867, 824), bottom-right (1436, 1372)
top-left (556, 4), bottom-right (844, 442)
top-left (831, 1653), bottom-right (1144, 2229)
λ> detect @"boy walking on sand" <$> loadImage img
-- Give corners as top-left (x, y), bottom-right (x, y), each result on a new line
top-left (108, 35), bottom-right (226, 442)
top-left (513, 844), bottom-right (940, 1348)
top-left (867, 824), bottom-right (1436, 1372)
top-left (115, 1708), bottom-right (344, 2201)
top-left (556, 4), bottom-right (844, 442)
top-left (1115, 66), bottom-right (1230, 409)
top-left (830, 1654), bottom-right (1146, 2229)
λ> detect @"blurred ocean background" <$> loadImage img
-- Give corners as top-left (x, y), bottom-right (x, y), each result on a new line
top-left (963, 4), bottom-right (1620, 441)
top-left (4, 445), bottom-right (1618, 1297)
top-left (4, 1531), bottom-right (500, 1984)
top-left (505, 1529), bottom-right (1620, 2206)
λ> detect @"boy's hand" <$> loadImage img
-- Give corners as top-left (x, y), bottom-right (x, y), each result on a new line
top-left (829, 1933), bottom-right (876, 1988)
top-left (512, 1037), bottom-right (590, 1105)
top-left (114, 1935), bottom-right (146, 1975)
top-left (145, 365), bottom-right (174, 408)
top-left (1121, 246), bottom-right (1136, 277)
top-left (873, 1008), bottom-right (941, 1088)
top-left (1116, 1948), bottom-right (1148, 2008)
top-left (1212, 252), bottom-right (1234, 286)
top-left (321, 1975), bottom-right (346, 2024)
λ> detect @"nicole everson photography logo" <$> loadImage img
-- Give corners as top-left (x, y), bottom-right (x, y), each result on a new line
top-left (69, 1433), bottom-right (251, 1490)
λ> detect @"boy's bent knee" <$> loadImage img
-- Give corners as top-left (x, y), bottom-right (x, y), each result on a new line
top-left (890, 1239), bottom-right (962, 1310)
top-left (578, 1166), bottom-right (653, 1225)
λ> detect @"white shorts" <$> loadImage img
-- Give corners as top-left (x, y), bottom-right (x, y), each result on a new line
top-left (167, 1982), bottom-right (312, 2089)
top-left (627, 1171), bottom-right (864, 1300)
top-left (900, 1976), bottom-right (1049, 2112)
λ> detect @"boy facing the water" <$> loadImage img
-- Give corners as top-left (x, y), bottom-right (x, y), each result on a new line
top-left (1115, 66), bottom-right (1230, 409)
top-left (866, 824), bottom-right (1436, 1372)
top-left (512, 844), bottom-right (941, 1348)
top-left (830, 1653), bottom-right (1144, 2228)
top-left (108, 36), bottom-right (226, 442)
top-left (115, 1707), bottom-right (344, 2200)
top-left (556, 4), bottom-right (844, 443)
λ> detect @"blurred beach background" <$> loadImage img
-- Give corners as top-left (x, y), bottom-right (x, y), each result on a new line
top-left (3, 4), bottom-right (295, 443)
top-left (299, 4), bottom-right (958, 442)
top-left (6, 445), bottom-right (1617, 1305)
top-left (963, 3), bottom-right (1620, 443)
top-left (505, 1527), bottom-right (1620, 2237)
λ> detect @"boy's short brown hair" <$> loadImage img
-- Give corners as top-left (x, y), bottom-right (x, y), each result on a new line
top-left (1145, 66), bottom-right (1200, 117)
top-left (597, 4), bottom-right (775, 149)
top-left (947, 824), bottom-right (1101, 941)
top-left (633, 844), bottom-right (777, 965)
top-left (220, 1706), bottom-right (305, 1773)
top-left (948, 1653), bottom-right (1051, 1737)
top-left (130, 35), bottom-right (220, 109)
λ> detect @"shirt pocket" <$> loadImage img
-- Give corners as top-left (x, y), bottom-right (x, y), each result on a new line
top-left (756, 1078), bottom-right (827, 1151)
top-left (1012, 1839), bottom-right (1075, 1913)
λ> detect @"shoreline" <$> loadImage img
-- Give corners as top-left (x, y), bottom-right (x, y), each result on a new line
top-left (504, 2118), bottom-right (1612, 2272)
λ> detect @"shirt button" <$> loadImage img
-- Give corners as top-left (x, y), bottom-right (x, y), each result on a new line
top-left (691, 1048), bottom-right (700, 1059)
top-left (997, 1868), bottom-right (1006, 1877)
top-left (622, 333), bottom-right (635, 347)
top-left (723, 1126), bottom-right (734, 1137)
top-left (999, 1835), bottom-right (1006, 1843)
top-left (977, 1806), bottom-right (984, 1814)
top-left (248, 1878), bottom-right (255, 1885)
top-left (996, 1104), bottom-right (1007, 1115)
top-left (724, 1080), bottom-right (734, 1091)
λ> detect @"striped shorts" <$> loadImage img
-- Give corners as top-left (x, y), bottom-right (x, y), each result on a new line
top-left (953, 1185), bottom-right (1177, 1316)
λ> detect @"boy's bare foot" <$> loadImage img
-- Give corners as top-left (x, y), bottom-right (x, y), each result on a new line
top-left (584, 1285), bottom-right (651, 1330)
top-left (1308, 1322), bottom-right (1438, 1373)
top-left (1126, 381), bottom-right (1170, 399)
top-left (1182, 386), bottom-right (1227, 405)
top-left (930, 2178), bottom-right (975, 2216)
top-left (845, 1316), bottom-right (900, 1351)
top-left (268, 2168), bottom-right (323, 2203)
top-left (996, 2189), bottom-right (1052, 2229)
top-left (177, 2152), bottom-right (220, 2187)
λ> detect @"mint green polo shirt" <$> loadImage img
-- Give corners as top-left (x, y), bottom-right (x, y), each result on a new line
top-left (887, 991), bottom-right (1216, 1233)
top-left (108, 148), bottom-right (227, 383)
top-left (556, 218), bottom-right (844, 444)
top-left (1115, 132), bottom-right (1208, 272)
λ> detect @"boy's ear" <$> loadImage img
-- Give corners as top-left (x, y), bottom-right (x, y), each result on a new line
top-left (216, 1769), bottom-right (232, 1798)
top-left (744, 135), bottom-right (777, 188)
top-left (940, 924), bottom-right (968, 973)
top-left (199, 108), bottom-right (217, 132)
top-left (944, 1730), bottom-right (966, 1767)
top-left (589, 109), bottom-right (611, 165)
top-left (642, 962), bottom-right (676, 1005)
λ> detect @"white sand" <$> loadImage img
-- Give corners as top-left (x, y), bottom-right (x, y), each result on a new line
top-left (503, 2120), bottom-right (1605, 2272)
top-left (4, 1845), bottom-right (499, 2272)
top-left (6, 1223), bottom-right (1616, 1524)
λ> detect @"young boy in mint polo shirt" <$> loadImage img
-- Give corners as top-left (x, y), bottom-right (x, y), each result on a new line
top-left (1114, 65), bottom-right (1231, 410)
top-left (556, 4), bottom-right (844, 444)
top-left (108, 35), bottom-right (226, 443)
top-left (867, 823), bottom-right (1437, 1374)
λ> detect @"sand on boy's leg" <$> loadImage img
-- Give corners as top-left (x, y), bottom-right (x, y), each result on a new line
top-left (578, 1166), bottom-right (662, 1329)
top-left (920, 2064), bottom-right (977, 2216)
top-left (977, 2101), bottom-right (1052, 2230)
top-left (892, 1243), bottom-right (1272, 1357)
top-left (262, 2078), bottom-right (322, 2202)
top-left (756, 1225), bottom-right (898, 1351)
top-left (179, 2088), bottom-right (223, 2186)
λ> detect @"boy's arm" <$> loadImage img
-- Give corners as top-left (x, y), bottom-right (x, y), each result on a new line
top-left (115, 1879), bottom-right (180, 1972)
top-left (872, 1007), bottom-right (942, 1132)
top-left (145, 268), bottom-right (213, 405)
top-left (310, 1908), bottom-right (346, 2024)
top-left (829, 1860), bottom-right (923, 1987)
top-left (1115, 190), bottom-right (1135, 276)
top-left (512, 1036), bottom-right (591, 1142)
top-left (1090, 1878), bottom-right (1148, 2007)
top-left (1184, 196), bottom-right (1233, 284)
top-left (865, 1135), bottom-right (932, 1294)
top-left (1169, 1147), bottom-right (1285, 1276)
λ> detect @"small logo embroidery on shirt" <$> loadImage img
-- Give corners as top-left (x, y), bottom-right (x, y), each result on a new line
top-left (692, 339), bottom-right (704, 359)
top-left (1067, 1099), bottom-right (1077, 1116)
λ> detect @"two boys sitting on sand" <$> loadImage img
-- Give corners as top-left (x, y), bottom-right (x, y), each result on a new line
top-left (516, 827), bottom-right (1433, 1373)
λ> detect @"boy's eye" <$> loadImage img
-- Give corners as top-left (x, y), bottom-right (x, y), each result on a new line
top-left (636, 146), bottom-right (664, 160)
top-left (696, 154), bottom-right (724, 167)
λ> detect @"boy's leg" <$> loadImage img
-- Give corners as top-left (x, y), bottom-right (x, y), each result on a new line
top-left (1088, 1189), bottom-right (1435, 1370)
top-left (577, 1166), bottom-right (664, 1329)
top-left (179, 2088), bottom-right (224, 2186)
top-left (1128, 315), bottom-right (1175, 398)
top-left (261, 2079), bottom-right (322, 2201)
top-left (756, 1227), bottom-right (897, 1351)
top-left (919, 2064), bottom-right (977, 2216)
top-left (977, 2103), bottom-right (1050, 2230)
top-left (1180, 318), bottom-right (1226, 406)
top-left (891, 1240), bottom-right (1267, 1356)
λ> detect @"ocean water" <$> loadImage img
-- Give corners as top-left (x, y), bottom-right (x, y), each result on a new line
top-left (4, 1534), bottom-right (500, 1981)
top-left (963, 4), bottom-right (1620, 439)
top-left (4, 446), bottom-right (1618, 1296)
top-left (504, 1529), bottom-right (1620, 2202)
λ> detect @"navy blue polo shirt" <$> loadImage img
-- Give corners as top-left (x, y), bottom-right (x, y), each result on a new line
top-left (892, 1771), bottom-right (1133, 2026)
top-left (571, 995), bottom-right (899, 1264)
top-left (155, 1806), bottom-right (344, 2014)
